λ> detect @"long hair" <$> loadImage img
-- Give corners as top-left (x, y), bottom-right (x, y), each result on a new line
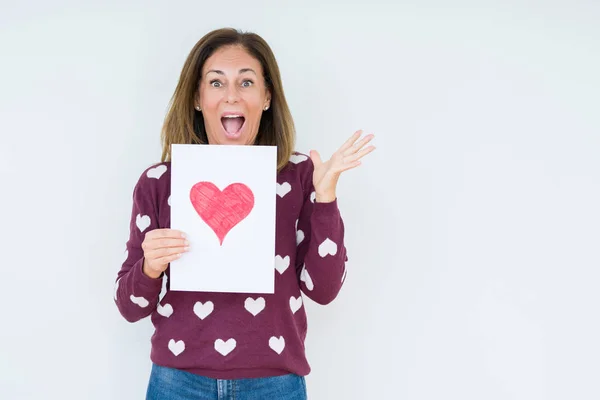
top-left (160, 28), bottom-right (295, 172)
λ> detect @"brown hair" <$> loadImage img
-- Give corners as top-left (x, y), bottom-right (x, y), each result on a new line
top-left (160, 28), bottom-right (295, 172)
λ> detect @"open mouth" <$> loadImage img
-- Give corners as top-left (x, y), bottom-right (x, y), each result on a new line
top-left (221, 116), bottom-right (246, 138)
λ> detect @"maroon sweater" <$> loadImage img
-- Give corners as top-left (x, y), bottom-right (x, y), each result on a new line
top-left (114, 153), bottom-right (348, 379)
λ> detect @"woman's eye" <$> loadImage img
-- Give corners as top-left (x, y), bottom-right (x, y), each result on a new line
top-left (209, 80), bottom-right (252, 88)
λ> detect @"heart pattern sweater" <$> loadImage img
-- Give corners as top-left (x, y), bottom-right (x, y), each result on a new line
top-left (113, 152), bottom-right (348, 379)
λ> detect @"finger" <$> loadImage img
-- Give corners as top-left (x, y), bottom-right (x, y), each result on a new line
top-left (146, 245), bottom-right (189, 260)
top-left (152, 252), bottom-right (184, 270)
top-left (345, 145), bottom-right (376, 163)
top-left (309, 150), bottom-right (323, 166)
top-left (343, 134), bottom-right (374, 156)
top-left (142, 237), bottom-right (187, 252)
top-left (152, 237), bottom-right (189, 249)
top-left (148, 229), bottom-right (187, 239)
top-left (338, 130), bottom-right (363, 153)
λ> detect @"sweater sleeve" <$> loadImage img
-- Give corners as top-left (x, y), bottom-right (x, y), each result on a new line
top-left (113, 170), bottom-right (163, 322)
top-left (295, 160), bottom-right (348, 305)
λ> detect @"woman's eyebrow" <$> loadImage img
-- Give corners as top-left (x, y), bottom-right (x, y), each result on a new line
top-left (205, 68), bottom-right (257, 77)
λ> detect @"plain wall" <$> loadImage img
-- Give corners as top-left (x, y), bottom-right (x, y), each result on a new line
top-left (1, 1), bottom-right (599, 399)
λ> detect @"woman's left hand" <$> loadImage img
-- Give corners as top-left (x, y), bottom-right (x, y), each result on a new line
top-left (309, 130), bottom-right (375, 203)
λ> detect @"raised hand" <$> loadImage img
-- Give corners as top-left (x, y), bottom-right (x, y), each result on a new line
top-left (309, 130), bottom-right (375, 203)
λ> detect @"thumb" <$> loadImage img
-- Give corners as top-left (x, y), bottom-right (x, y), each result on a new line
top-left (309, 150), bottom-right (322, 166)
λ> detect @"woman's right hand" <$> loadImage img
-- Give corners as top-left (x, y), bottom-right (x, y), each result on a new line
top-left (141, 229), bottom-right (189, 279)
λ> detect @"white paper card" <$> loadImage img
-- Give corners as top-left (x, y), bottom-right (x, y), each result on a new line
top-left (169, 144), bottom-right (277, 293)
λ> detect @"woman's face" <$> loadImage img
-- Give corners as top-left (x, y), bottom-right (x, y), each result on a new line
top-left (196, 45), bottom-right (271, 145)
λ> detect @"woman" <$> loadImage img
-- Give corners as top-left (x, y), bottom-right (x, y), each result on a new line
top-left (114, 27), bottom-right (375, 400)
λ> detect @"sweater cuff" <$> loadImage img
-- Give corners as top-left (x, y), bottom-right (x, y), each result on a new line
top-left (312, 198), bottom-right (341, 221)
top-left (133, 257), bottom-right (163, 293)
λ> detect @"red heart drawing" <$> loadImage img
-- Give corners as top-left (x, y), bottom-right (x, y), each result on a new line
top-left (190, 182), bottom-right (255, 245)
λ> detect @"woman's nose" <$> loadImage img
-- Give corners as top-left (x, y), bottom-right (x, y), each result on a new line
top-left (225, 85), bottom-right (240, 103)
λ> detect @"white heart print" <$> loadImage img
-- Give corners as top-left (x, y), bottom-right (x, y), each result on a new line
top-left (269, 336), bottom-right (286, 354)
top-left (295, 219), bottom-right (304, 245)
top-left (193, 301), bottom-right (214, 320)
top-left (296, 230), bottom-right (304, 245)
top-left (147, 164), bottom-right (167, 179)
top-left (130, 294), bottom-right (149, 307)
top-left (136, 214), bottom-right (151, 233)
top-left (318, 238), bottom-right (338, 257)
top-left (244, 297), bottom-right (266, 316)
top-left (157, 303), bottom-right (173, 318)
top-left (300, 268), bottom-right (314, 291)
top-left (310, 191), bottom-right (316, 203)
top-left (277, 182), bottom-right (292, 198)
top-left (214, 338), bottom-right (236, 356)
top-left (158, 274), bottom-right (168, 302)
top-left (114, 278), bottom-right (120, 301)
top-left (289, 154), bottom-right (308, 164)
top-left (289, 295), bottom-right (303, 314)
top-left (275, 255), bottom-right (290, 274)
top-left (168, 339), bottom-right (185, 356)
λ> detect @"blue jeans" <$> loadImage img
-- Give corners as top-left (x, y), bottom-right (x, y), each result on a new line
top-left (146, 363), bottom-right (307, 400)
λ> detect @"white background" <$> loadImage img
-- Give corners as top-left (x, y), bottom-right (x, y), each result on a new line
top-left (1, 1), bottom-right (599, 399)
